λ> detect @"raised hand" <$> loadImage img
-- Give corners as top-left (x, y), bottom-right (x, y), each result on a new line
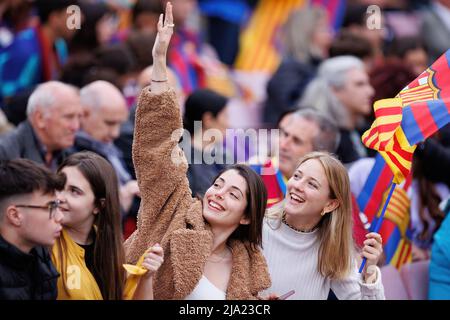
top-left (150, 2), bottom-right (174, 93)
top-left (152, 2), bottom-right (174, 61)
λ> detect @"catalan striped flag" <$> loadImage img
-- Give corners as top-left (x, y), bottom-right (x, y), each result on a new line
top-left (368, 167), bottom-right (413, 268)
top-left (234, 0), bottom-right (305, 72)
top-left (361, 98), bottom-right (415, 184)
top-left (356, 155), bottom-right (413, 269)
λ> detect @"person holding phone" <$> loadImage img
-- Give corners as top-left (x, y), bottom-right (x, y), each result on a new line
top-left (262, 152), bottom-right (385, 299)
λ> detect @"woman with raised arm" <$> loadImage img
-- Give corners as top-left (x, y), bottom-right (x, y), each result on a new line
top-left (124, 2), bottom-right (271, 300)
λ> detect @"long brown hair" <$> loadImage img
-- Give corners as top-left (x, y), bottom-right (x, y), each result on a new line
top-left (56, 151), bottom-right (125, 300)
top-left (210, 164), bottom-right (268, 251)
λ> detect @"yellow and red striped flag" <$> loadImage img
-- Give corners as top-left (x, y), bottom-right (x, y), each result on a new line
top-left (361, 98), bottom-right (416, 184)
top-left (234, 0), bottom-right (305, 73)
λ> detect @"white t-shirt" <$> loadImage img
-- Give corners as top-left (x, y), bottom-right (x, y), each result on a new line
top-left (185, 275), bottom-right (226, 300)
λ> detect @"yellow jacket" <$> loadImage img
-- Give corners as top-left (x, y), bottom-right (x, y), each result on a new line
top-left (51, 229), bottom-right (103, 300)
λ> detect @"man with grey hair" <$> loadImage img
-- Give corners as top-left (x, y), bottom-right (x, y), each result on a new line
top-left (72, 80), bottom-right (139, 214)
top-left (299, 55), bottom-right (374, 165)
top-left (251, 108), bottom-right (340, 207)
top-left (0, 81), bottom-right (82, 169)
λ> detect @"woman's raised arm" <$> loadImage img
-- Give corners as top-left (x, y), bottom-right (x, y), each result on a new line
top-left (124, 2), bottom-right (191, 262)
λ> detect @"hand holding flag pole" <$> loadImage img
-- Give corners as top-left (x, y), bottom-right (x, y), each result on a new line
top-left (358, 181), bottom-right (395, 273)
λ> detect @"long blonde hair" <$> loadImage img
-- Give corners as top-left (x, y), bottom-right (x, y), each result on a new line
top-left (266, 152), bottom-right (355, 280)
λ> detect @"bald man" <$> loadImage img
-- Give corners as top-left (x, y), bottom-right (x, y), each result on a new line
top-left (72, 81), bottom-right (139, 213)
top-left (79, 81), bottom-right (129, 145)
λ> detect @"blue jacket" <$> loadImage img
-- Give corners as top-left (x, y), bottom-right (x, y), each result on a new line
top-left (429, 200), bottom-right (450, 299)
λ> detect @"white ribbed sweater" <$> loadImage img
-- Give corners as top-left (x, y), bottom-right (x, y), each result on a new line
top-left (261, 218), bottom-right (385, 300)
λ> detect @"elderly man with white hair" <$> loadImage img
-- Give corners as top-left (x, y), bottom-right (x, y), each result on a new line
top-left (0, 81), bottom-right (82, 169)
top-left (71, 80), bottom-right (139, 214)
top-left (299, 55), bottom-right (374, 165)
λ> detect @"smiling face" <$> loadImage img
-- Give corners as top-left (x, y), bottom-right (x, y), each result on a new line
top-left (285, 159), bottom-right (337, 220)
top-left (202, 169), bottom-right (249, 230)
top-left (57, 166), bottom-right (98, 230)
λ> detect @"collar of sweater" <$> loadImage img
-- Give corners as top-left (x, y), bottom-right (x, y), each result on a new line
top-left (265, 217), bottom-right (319, 244)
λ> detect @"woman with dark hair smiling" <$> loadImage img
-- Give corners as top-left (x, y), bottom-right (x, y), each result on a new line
top-left (124, 2), bottom-right (271, 300)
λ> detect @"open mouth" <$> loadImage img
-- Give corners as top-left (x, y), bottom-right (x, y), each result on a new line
top-left (289, 193), bottom-right (305, 204)
top-left (208, 199), bottom-right (225, 212)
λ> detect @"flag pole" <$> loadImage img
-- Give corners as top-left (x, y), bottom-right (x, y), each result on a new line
top-left (358, 182), bottom-right (397, 273)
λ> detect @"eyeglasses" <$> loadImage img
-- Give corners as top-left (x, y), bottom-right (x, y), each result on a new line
top-left (15, 200), bottom-right (61, 220)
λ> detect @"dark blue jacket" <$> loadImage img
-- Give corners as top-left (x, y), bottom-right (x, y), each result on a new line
top-left (263, 57), bottom-right (319, 127)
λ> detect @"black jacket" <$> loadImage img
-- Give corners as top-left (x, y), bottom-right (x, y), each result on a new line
top-left (263, 57), bottom-right (319, 127)
top-left (0, 235), bottom-right (59, 300)
top-left (415, 139), bottom-right (450, 188)
top-left (336, 129), bottom-right (365, 165)
top-left (185, 145), bottom-right (227, 197)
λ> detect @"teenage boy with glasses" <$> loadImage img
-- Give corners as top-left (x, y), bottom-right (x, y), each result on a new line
top-left (0, 159), bottom-right (65, 300)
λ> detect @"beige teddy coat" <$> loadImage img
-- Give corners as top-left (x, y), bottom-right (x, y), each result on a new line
top-left (124, 88), bottom-right (271, 300)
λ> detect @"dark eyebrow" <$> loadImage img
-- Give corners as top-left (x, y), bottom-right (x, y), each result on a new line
top-left (217, 177), bottom-right (244, 197)
top-left (231, 185), bottom-right (244, 197)
top-left (68, 184), bottom-right (84, 193)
